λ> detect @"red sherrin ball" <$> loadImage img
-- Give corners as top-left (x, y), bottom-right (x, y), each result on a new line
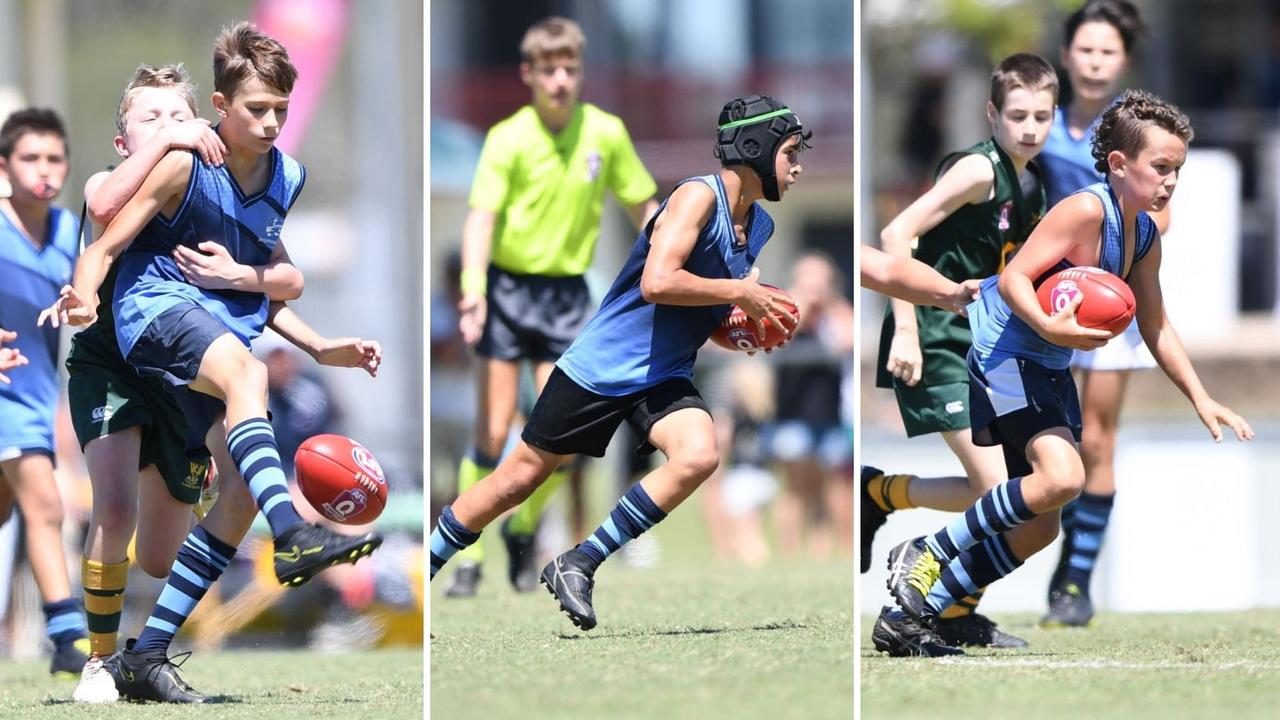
top-left (295, 434), bottom-right (388, 525)
top-left (710, 285), bottom-right (800, 352)
top-left (1036, 266), bottom-right (1136, 335)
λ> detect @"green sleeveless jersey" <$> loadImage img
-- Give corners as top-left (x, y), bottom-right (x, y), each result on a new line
top-left (876, 138), bottom-right (1046, 388)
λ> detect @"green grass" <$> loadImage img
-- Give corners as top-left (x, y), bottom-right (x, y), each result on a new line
top-left (861, 610), bottom-right (1280, 720)
top-left (0, 649), bottom-right (422, 719)
top-left (431, 509), bottom-right (855, 719)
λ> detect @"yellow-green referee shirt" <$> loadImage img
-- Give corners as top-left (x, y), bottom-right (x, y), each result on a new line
top-left (469, 102), bottom-right (657, 277)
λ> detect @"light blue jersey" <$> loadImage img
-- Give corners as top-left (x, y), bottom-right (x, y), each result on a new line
top-left (969, 182), bottom-right (1156, 371)
top-left (113, 146), bottom-right (305, 359)
top-left (557, 174), bottom-right (773, 396)
top-left (1039, 105), bottom-right (1106, 207)
top-left (0, 206), bottom-right (78, 456)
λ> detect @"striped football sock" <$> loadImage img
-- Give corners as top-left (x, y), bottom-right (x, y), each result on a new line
top-left (134, 526), bottom-right (236, 652)
top-left (226, 417), bottom-right (303, 538)
top-left (576, 483), bottom-right (667, 572)
top-left (82, 558), bottom-right (128, 656)
top-left (430, 505), bottom-right (481, 580)
top-left (925, 476), bottom-right (1035, 563)
top-left (925, 534), bottom-right (1024, 616)
top-left (1061, 492), bottom-right (1115, 591)
top-left (43, 597), bottom-right (88, 652)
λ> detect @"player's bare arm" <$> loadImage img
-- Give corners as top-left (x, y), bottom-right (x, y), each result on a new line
top-left (43, 150), bottom-right (194, 328)
top-left (457, 206), bottom-right (496, 346)
top-left (625, 197), bottom-right (659, 230)
top-left (1000, 193), bottom-right (1112, 350)
top-left (0, 329), bottom-right (27, 383)
top-left (881, 154), bottom-right (996, 386)
top-left (266, 302), bottom-right (381, 377)
top-left (87, 121), bottom-right (225, 226)
top-left (172, 237), bottom-right (304, 300)
top-left (640, 182), bottom-right (794, 337)
top-left (861, 246), bottom-right (981, 314)
top-left (1129, 238), bottom-right (1252, 442)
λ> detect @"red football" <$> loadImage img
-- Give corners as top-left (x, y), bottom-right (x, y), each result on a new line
top-left (1036, 266), bottom-right (1136, 335)
top-left (710, 284), bottom-right (800, 352)
top-left (295, 434), bottom-right (388, 525)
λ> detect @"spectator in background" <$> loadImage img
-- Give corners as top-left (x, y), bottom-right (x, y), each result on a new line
top-left (770, 253), bottom-right (855, 558)
top-left (265, 344), bottom-right (339, 478)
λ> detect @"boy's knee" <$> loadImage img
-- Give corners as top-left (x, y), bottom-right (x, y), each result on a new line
top-left (675, 444), bottom-right (720, 482)
top-left (94, 498), bottom-right (136, 538)
top-left (135, 549), bottom-right (172, 579)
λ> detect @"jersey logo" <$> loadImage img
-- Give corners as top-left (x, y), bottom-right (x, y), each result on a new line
top-left (585, 150), bottom-right (602, 182)
top-left (184, 461), bottom-right (209, 490)
top-left (998, 202), bottom-right (1012, 231)
top-left (91, 406), bottom-right (114, 424)
top-left (945, 401), bottom-right (965, 415)
top-left (264, 216), bottom-right (285, 243)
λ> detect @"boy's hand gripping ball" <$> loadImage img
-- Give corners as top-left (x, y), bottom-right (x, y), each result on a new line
top-left (295, 434), bottom-right (388, 525)
top-left (1036, 266), bottom-right (1136, 335)
top-left (711, 285), bottom-right (800, 352)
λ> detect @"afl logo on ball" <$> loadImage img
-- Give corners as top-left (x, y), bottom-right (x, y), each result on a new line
top-left (322, 488), bottom-right (369, 523)
top-left (351, 444), bottom-right (385, 485)
top-left (1049, 280), bottom-right (1081, 314)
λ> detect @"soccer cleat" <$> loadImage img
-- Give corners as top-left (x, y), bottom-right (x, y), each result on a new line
top-left (871, 606), bottom-right (964, 658)
top-left (50, 637), bottom-right (90, 679)
top-left (935, 612), bottom-right (1028, 649)
top-left (540, 549), bottom-right (597, 631)
top-left (886, 537), bottom-right (941, 621)
top-left (273, 523), bottom-right (382, 588)
top-left (443, 561), bottom-right (482, 598)
top-left (73, 654), bottom-right (120, 703)
top-left (501, 518), bottom-right (539, 593)
top-left (110, 639), bottom-right (208, 704)
top-left (1041, 582), bottom-right (1095, 628)
top-left (860, 466), bottom-right (891, 573)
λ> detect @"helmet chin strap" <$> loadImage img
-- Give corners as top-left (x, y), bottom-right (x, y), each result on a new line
top-left (762, 174), bottom-right (781, 202)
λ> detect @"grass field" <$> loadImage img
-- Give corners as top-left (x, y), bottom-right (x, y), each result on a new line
top-left (0, 648), bottom-right (422, 719)
top-left (431, 508), bottom-right (855, 720)
top-left (861, 609), bottom-right (1280, 720)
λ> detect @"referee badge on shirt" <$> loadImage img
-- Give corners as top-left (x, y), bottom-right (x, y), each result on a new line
top-left (585, 150), bottom-right (601, 182)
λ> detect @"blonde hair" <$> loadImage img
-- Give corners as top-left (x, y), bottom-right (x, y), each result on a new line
top-left (116, 64), bottom-right (198, 137)
top-left (520, 17), bottom-right (586, 63)
top-left (213, 21), bottom-right (298, 97)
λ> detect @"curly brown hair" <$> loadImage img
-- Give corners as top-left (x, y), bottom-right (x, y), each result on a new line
top-left (1091, 89), bottom-right (1193, 174)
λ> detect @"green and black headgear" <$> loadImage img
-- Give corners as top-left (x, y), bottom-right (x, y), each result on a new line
top-left (714, 95), bottom-right (810, 201)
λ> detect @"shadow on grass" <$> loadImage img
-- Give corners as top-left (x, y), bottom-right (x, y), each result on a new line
top-left (557, 620), bottom-right (808, 641)
top-left (42, 694), bottom-right (242, 705)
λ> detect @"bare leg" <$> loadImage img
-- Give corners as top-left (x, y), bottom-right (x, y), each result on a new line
top-left (1, 454), bottom-right (72, 602)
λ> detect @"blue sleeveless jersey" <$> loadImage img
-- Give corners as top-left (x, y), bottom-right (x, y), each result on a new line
top-left (969, 182), bottom-right (1156, 370)
top-left (0, 207), bottom-right (78, 454)
top-left (113, 147), bottom-right (305, 358)
top-left (556, 174), bottom-right (773, 396)
top-left (1039, 107), bottom-right (1105, 207)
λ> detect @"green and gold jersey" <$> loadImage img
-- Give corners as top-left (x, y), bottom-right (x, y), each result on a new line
top-left (876, 137), bottom-right (1046, 388)
top-left (468, 103), bottom-right (657, 277)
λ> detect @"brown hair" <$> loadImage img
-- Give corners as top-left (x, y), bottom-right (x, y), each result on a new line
top-left (0, 108), bottom-right (67, 159)
top-left (520, 17), bottom-right (586, 63)
top-left (213, 21), bottom-right (297, 98)
top-left (1063, 0), bottom-right (1145, 54)
top-left (1091, 89), bottom-right (1193, 173)
top-left (990, 53), bottom-right (1059, 110)
top-left (116, 64), bottom-right (198, 137)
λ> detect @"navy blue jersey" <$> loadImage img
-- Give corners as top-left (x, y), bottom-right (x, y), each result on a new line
top-left (113, 146), bottom-right (305, 358)
top-left (0, 206), bottom-right (78, 455)
top-left (1040, 105), bottom-right (1106, 207)
top-left (557, 174), bottom-right (773, 396)
top-left (969, 181), bottom-right (1156, 370)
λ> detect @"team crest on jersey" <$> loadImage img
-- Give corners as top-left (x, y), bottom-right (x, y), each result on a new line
top-left (585, 151), bottom-right (601, 182)
top-left (998, 202), bottom-right (1012, 231)
top-left (264, 216), bottom-right (285, 243)
top-left (351, 444), bottom-right (386, 485)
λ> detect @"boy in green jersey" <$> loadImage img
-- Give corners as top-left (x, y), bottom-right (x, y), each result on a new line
top-left (864, 53), bottom-right (1058, 650)
top-left (447, 16), bottom-right (658, 597)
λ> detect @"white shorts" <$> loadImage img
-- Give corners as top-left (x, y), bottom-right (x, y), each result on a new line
top-left (1070, 321), bottom-right (1155, 372)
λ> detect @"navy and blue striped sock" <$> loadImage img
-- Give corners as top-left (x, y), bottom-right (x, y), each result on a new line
top-left (226, 417), bottom-right (303, 538)
top-left (42, 598), bottom-right (87, 651)
top-left (135, 526), bottom-right (236, 652)
top-left (430, 505), bottom-right (481, 580)
top-left (576, 483), bottom-right (667, 571)
top-left (925, 534), bottom-right (1024, 616)
top-left (925, 477), bottom-right (1035, 563)
top-left (1061, 492), bottom-right (1114, 590)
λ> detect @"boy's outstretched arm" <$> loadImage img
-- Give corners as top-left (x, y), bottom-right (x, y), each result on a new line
top-left (880, 154), bottom-right (995, 386)
top-left (44, 150), bottom-right (193, 327)
top-left (1130, 238), bottom-right (1252, 442)
top-left (266, 302), bottom-right (381, 377)
top-left (172, 238), bottom-right (304, 301)
top-left (88, 121), bottom-right (225, 227)
top-left (639, 182), bottom-right (794, 337)
top-left (457, 207), bottom-right (495, 346)
top-left (860, 246), bottom-right (980, 314)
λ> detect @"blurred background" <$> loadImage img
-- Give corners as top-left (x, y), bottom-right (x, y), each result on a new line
top-left (860, 0), bottom-right (1280, 615)
top-left (430, 1), bottom-right (854, 715)
top-left (0, 0), bottom-right (423, 661)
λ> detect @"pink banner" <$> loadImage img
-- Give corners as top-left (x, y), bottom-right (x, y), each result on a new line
top-left (252, 0), bottom-right (349, 155)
